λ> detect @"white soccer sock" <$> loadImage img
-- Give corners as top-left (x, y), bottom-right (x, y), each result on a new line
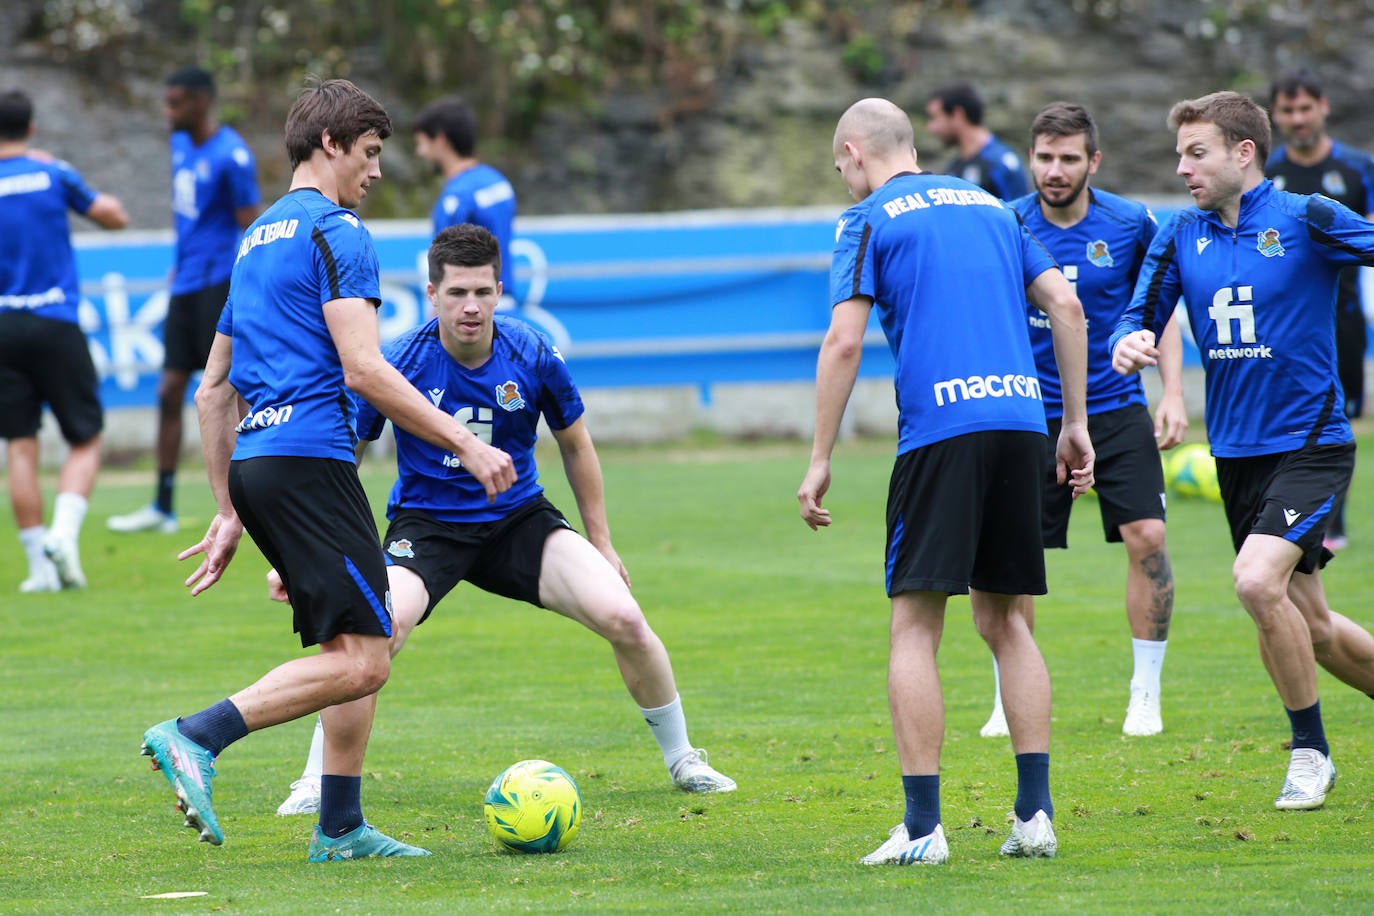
top-left (990, 659), bottom-right (1005, 713)
top-left (19, 525), bottom-right (51, 574)
top-left (639, 695), bottom-right (693, 769)
top-left (302, 716), bottom-right (325, 780)
top-left (50, 492), bottom-right (88, 541)
top-left (1131, 638), bottom-right (1167, 695)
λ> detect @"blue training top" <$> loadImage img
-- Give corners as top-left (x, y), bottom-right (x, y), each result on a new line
top-left (0, 154), bottom-right (99, 325)
top-left (169, 126), bottom-right (259, 295)
top-left (944, 134), bottom-right (1030, 201)
top-left (218, 188), bottom-right (382, 462)
top-left (357, 315), bottom-right (584, 523)
top-left (431, 163), bottom-right (518, 295)
top-left (1012, 187), bottom-right (1158, 419)
top-left (1110, 180), bottom-right (1374, 458)
top-left (830, 171), bottom-right (1056, 455)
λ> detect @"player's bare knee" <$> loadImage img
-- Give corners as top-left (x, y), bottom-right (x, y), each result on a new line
top-left (598, 601), bottom-right (654, 650)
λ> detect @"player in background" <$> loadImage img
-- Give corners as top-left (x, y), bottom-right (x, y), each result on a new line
top-left (140, 79), bottom-right (516, 861)
top-left (0, 89), bottom-right (128, 592)
top-left (1111, 90), bottom-right (1374, 812)
top-left (1265, 67), bottom-right (1374, 552)
top-left (978, 102), bottom-right (1186, 741)
top-left (108, 67), bottom-right (260, 535)
top-left (274, 224), bottom-right (735, 816)
top-left (799, 98), bottom-right (1093, 865)
top-left (413, 96), bottom-right (518, 311)
top-left (925, 81), bottom-right (1030, 200)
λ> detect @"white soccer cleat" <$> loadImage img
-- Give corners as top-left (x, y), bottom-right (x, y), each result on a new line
top-left (42, 532), bottom-right (85, 589)
top-left (1274, 747), bottom-right (1336, 811)
top-left (276, 775), bottom-right (322, 816)
top-left (107, 504), bottom-right (179, 534)
top-left (1122, 685), bottom-right (1163, 736)
top-left (670, 748), bottom-right (737, 793)
top-left (860, 822), bottom-right (949, 865)
top-left (999, 809), bottom-right (1057, 858)
top-left (20, 562), bottom-right (61, 594)
top-left (980, 705), bottom-right (1010, 738)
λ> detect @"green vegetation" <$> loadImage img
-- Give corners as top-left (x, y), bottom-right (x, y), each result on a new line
top-left (3, 435), bottom-right (1374, 912)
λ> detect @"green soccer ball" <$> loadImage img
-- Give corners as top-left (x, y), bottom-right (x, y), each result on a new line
top-left (483, 759), bottom-right (582, 853)
top-left (1166, 442), bottom-right (1221, 502)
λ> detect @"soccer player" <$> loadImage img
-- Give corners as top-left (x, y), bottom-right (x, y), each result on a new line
top-left (925, 81), bottom-right (1030, 200)
top-left (799, 98), bottom-right (1093, 865)
top-left (0, 88), bottom-right (128, 593)
top-left (274, 223), bottom-right (735, 816)
top-left (140, 79), bottom-right (517, 860)
top-left (108, 67), bottom-right (260, 535)
top-left (1111, 90), bottom-right (1374, 811)
top-left (1265, 67), bottom-right (1374, 551)
top-left (978, 102), bottom-right (1187, 740)
top-left (413, 97), bottom-right (518, 310)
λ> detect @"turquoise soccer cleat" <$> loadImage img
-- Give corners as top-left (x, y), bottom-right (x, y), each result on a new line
top-left (307, 823), bottom-right (432, 862)
top-left (140, 719), bottom-right (224, 845)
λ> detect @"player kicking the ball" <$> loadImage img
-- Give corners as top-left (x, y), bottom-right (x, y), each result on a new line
top-left (275, 224), bottom-right (735, 815)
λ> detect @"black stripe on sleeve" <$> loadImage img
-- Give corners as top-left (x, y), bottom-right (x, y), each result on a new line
top-left (310, 226), bottom-right (342, 301)
top-left (1140, 236), bottom-right (1177, 333)
top-left (850, 223), bottom-right (872, 301)
top-left (1306, 195), bottom-right (1374, 263)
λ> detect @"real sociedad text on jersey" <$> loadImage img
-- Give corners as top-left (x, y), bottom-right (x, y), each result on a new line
top-left (236, 218), bottom-right (300, 260)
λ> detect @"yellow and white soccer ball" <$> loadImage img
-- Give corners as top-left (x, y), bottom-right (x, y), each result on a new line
top-left (483, 759), bottom-right (582, 853)
top-left (1166, 442), bottom-right (1221, 502)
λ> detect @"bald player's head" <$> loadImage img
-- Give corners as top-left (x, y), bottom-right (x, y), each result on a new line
top-left (834, 98), bottom-right (915, 159)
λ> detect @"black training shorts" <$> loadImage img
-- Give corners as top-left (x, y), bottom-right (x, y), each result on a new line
top-left (163, 280), bottom-right (229, 372)
top-left (0, 311), bottom-right (103, 443)
top-left (1041, 404), bottom-right (1166, 548)
top-left (229, 456), bottom-right (392, 647)
top-left (382, 496), bottom-right (574, 623)
top-left (1215, 442), bottom-right (1355, 575)
top-left (885, 429), bottom-right (1048, 598)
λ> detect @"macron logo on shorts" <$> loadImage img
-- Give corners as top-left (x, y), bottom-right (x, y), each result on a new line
top-left (1283, 508), bottom-right (1301, 527)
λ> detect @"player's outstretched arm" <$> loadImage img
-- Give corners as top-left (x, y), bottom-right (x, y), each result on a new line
top-left (553, 418), bottom-right (630, 587)
top-left (800, 297), bottom-right (870, 530)
top-left (1152, 314), bottom-right (1188, 449)
top-left (182, 332), bottom-right (245, 595)
top-left (324, 295), bottom-right (517, 501)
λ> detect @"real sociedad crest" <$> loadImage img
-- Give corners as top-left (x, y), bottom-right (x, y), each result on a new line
top-left (496, 380), bottom-right (526, 411)
top-left (1256, 228), bottom-right (1286, 258)
top-left (1323, 170), bottom-right (1348, 197)
top-left (1086, 240), bottom-right (1114, 267)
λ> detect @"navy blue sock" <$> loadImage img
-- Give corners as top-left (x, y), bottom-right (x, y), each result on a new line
top-left (176, 699), bottom-right (247, 757)
top-left (1014, 752), bottom-right (1053, 822)
top-left (320, 775), bottom-right (364, 839)
top-left (155, 471), bottom-right (175, 516)
top-left (1286, 700), bottom-right (1329, 757)
top-left (901, 774), bottom-right (941, 839)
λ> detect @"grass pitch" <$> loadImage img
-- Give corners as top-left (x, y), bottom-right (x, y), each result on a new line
top-left (3, 433), bottom-right (1374, 913)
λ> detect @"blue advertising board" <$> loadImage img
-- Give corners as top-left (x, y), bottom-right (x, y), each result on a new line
top-left (74, 201), bottom-right (1319, 412)
top-left (75, 207), bottom-right (888, 410)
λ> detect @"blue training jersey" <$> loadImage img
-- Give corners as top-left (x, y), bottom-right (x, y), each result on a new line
top-left (831, 171), bottom-right (1056, 455)
top-left (944, 134), bottom-right (1030, 201)
top-left (1266, 139), bottom-right (1374, 306)
top-left (1110, 180), bottom-right (1374, 458)
top-left (170, 126), bottom-right (259, 295)
top-left (1012, 188), bottom-right (1158, 419)
top-left (218, 189), bottom-right (382, 462)
top-left (357, 315), bottom-right (584, 523)
top-left (0, 155), bottom-right (99, 325)
top-left (431, 163), bottom-right (517, 294)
